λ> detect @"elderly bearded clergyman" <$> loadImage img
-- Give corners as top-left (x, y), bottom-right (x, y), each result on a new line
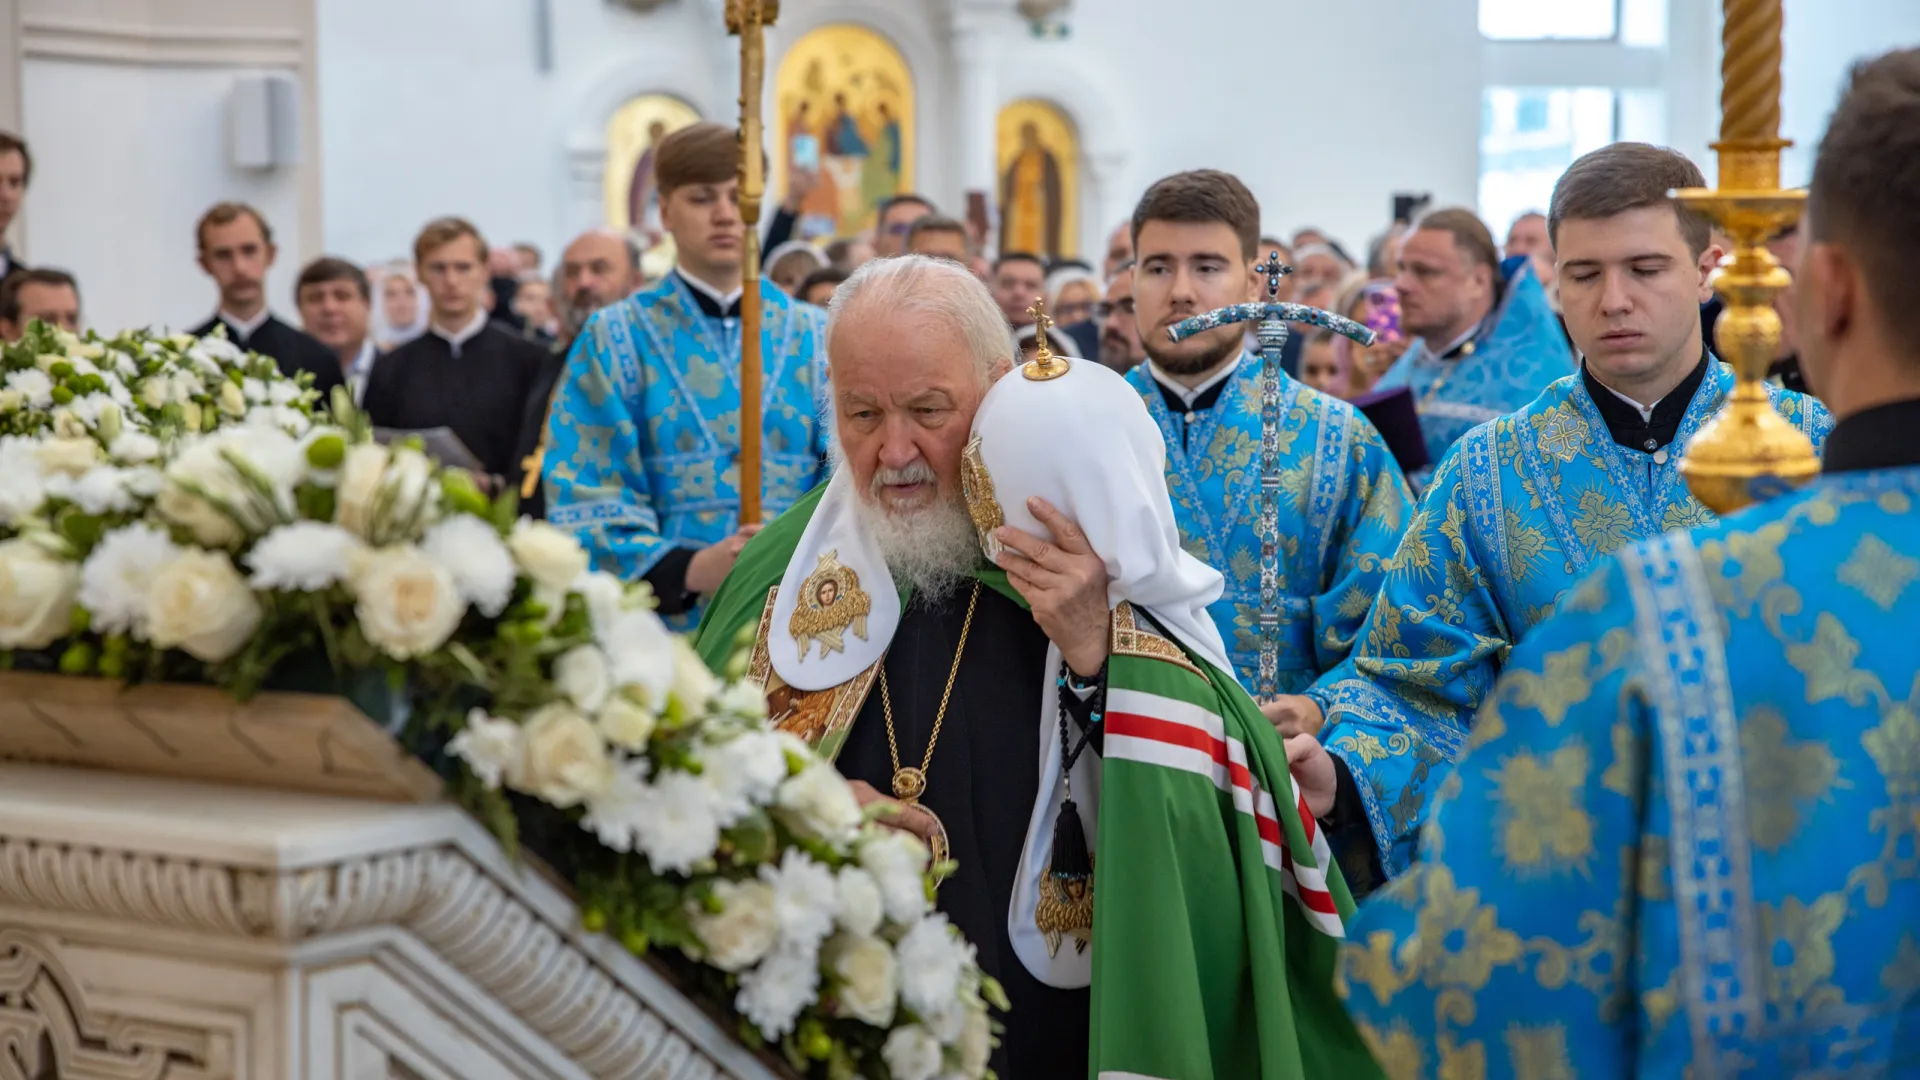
top-left (695, 256), bottom-right (1381, 1079)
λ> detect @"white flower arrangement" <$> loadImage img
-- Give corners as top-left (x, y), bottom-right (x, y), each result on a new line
top-left (0, 322), bottom-right (1001, 1079)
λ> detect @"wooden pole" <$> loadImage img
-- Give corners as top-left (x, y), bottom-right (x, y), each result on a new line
top-left (728, 0), bottom-right (776, 527)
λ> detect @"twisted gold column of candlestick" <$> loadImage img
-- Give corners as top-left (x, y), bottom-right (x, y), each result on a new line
top-left (1676, 0), bottom-right (1817, 514)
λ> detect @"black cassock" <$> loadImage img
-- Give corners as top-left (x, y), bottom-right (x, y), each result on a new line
top-left (362, 322), bottom-right (547, 483)
top-left (834, 585), bottom-right (1091, 1080)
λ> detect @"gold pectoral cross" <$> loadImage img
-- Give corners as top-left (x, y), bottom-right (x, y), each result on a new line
top-left (520, 442), bottom-right (545, 500)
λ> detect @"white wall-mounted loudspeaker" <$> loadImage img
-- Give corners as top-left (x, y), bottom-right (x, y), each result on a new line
top-left (229, 72), bottom-right (302, 170)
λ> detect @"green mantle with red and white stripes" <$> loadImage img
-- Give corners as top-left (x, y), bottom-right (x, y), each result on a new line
top-left (1096, 643), bottom-right (1381, 1079)
top-left (695, 483), bottom-right (1383, 1080)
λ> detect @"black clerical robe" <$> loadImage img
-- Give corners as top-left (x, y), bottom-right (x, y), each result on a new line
top-left (189, 313), bottom-right (345, 398)
top-left (362, 321), bottom-right (548, 482)
top-left (832, 587), bottom-right (1090, 1080)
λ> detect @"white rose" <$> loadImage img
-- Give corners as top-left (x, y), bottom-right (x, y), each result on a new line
top-left (52, 410), bottom-right (87, 439)
top-left (335, 443), bottom-right (436, 540)
top-left (553, 645), bottom-right (612, 713)
top-left (137, 376), bottom-right (169, 410)
top-left (144, 548), bottom-right (263, 662)
top-left (595, 691), bottom-right (658, 751)
top-left (0, 539), bottom-right (79, 649)
top-left (508, 519), bottom-right (590, 591)
top-left (775, 760), bottom-right (864, 845)
top-left (824, 932), bottom-right (898, 1027)
top-left (517, 702), bottom-right (613, 807)
top-left (36, 437), bottom-right (100, 478)
top-left (690, 878), bottom-right (781, 972)
top-left (218, 379), bottom-right (247, 417)
top-left (835, 867), bottom-right (885, 938)
top-left (601, 608), bottom-right (677, 711)
top-left (157, 436), bottom-right (252, 547)
top-left (350, 544), bottom-right (465, 659)
top-left (0, 389), bottom-right (23, 412)
top-left (669, 635), bottom-right (720, 715)
top-left (957, 1006), bottom-right (992, 1077)
top-left (881, 1025), bottom-right (943, 1080)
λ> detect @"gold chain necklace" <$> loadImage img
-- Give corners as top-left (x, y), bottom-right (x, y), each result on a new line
top-left (880, 581), bottom-right (981, 803)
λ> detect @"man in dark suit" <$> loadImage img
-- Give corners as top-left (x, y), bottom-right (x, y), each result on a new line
top-left (295, 256), bottom-right (380, 404)
top-left (187, 202), bottom-right (344, 398)
top-left (0, 132), bottom-right (29, 280)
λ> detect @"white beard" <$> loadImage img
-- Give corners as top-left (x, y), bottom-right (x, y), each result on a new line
top-left (840, 463), bottom-right (981, 601)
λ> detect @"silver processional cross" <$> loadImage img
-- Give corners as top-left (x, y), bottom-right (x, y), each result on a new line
top-left (1166, 252), bottom-right (1377, 702)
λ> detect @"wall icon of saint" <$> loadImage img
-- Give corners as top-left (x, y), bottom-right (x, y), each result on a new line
top-left (774, 24), bottom-right (915, 239)
top-left (996, 99), bottom-right (1080, 260)
top-left (603, 93), bottom-right (701, 277)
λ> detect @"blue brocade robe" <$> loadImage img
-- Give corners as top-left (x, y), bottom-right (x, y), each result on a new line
top-left (1311, 362), bottom-right (1830, 875)
top-left (543, 276), bottom-right (830, 627)
top-left (1376, 258), bottom-right (1577, 479)
top-left (1125, 355), bottom-right (1414, 692)
top-left (1341, 464), bottom-right (1920, 1079)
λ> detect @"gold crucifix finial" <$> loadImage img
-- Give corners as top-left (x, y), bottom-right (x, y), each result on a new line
top-left (1022, 295), bottom-right (1069, 381)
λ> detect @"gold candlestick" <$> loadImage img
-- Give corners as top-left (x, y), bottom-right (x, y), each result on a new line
top-left (1676, 0), bottom-right (1817, 514)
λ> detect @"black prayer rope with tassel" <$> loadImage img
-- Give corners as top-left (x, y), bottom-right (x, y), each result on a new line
top-left (1050, 659), bottom-right (1106, 890)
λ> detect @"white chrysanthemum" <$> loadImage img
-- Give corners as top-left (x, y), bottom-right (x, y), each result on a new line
top-left (106, 349), bottom-right (139, 379)
top-left (245, 521), bottom-right (365, 592)
top-left (775, 760), bottom-right (865, 846)
top-left (630, 769), bottom-right (722, 875)
top-left (835, 867), bottom-right (886, 938)
top-left (77, 524), bottom-right (180, 636)
top-left (861, 828), bottom-right (932, 925)
top-left (267, 380), bottom-right (301, 406)
top-left (0, 437), bottom-right (47, 526)
top-left (63, 392), bottom-right (117, 429)
top-left (44, 465), bottom-right (152, 516)
top-left (761, 848), bottom-right (840, 953)
top-left (734, 942), bottom-right (819, 1040)
top-left (420, 515), bottom-right (516, 617)
top-left (572, 569), bottom-right (628, 638)
top-left (109, 431), bottom-right (161, 464)
top-left (247, 404), bottom-right (310, 435)
top-left (582, 759), bottom-right (652, 852)
top-left (895, 915), bottom-right (969, 1018)
top-left (242, 377), bottom-right (268, 404)
top-left (695, 730), bottom-right (790, 825)
top-left (601, 608), bottom-right (677, 710)
top-left (881, 1024), bottom-right (943, 1080)
top-left (5, 369), bottom-right (53, 409)
top-left (715, 679), bottom-right (770, 721)
top-left (447, 709), bottom-right (524, 789)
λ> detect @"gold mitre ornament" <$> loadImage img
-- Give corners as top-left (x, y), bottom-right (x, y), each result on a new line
top-left (787, 549), bottom-right (873, 658)
top-left (1022, 296), bottom-right (1070, 381)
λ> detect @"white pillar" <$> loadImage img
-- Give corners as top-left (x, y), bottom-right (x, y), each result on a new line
top-left (950, 6), bottom-right (1011, 242)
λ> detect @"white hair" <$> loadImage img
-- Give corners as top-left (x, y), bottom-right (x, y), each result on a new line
top-left (825, 255), bottom-right (1010, 389)
top-left (822, 255), bottom-right (1006, 599)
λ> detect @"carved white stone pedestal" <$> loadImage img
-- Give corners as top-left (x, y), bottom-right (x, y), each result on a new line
top-left (0, 762), bottom-right (783, 1080)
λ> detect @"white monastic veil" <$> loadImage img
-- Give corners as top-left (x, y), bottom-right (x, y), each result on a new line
top-left (969, 355), bottom-right (1231, 675)
top-left (968, 355), bottom-right (1234, 988)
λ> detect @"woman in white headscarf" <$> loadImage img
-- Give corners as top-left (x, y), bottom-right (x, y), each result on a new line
top-left (372, 260), bottom-right (429, 350)
top-left (965, 353), bottom-right (1379, 1080)
top-left (764, 240), bottom-right (825, 298)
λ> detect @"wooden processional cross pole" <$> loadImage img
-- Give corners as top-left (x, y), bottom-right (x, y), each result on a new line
top-left (729, 0), bottom-right (777, 527)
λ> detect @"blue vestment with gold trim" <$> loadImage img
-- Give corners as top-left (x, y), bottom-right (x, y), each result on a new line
top-left (1375, 259), bottom-right (1577, 479)
top-left (1340, 464), bottom-right (1920, 1078)
top-left (1125, 355), bottom-right (1413, 692)
top-left (543, 276), bottom-right (830, 627)
top-left (1312, 362), bottom-right (1830, 875)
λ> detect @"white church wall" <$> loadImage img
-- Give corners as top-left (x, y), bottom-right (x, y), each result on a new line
top-left (1778, 0), bottom-right (1920, 188)
top-left (9, 0), bottom-right (321, 334)
top-left (314, 0), bottom-right (1484, 274)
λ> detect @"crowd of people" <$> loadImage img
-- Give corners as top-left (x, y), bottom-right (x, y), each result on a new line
top-left (2, 44), bottom-right (1916, 1079)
